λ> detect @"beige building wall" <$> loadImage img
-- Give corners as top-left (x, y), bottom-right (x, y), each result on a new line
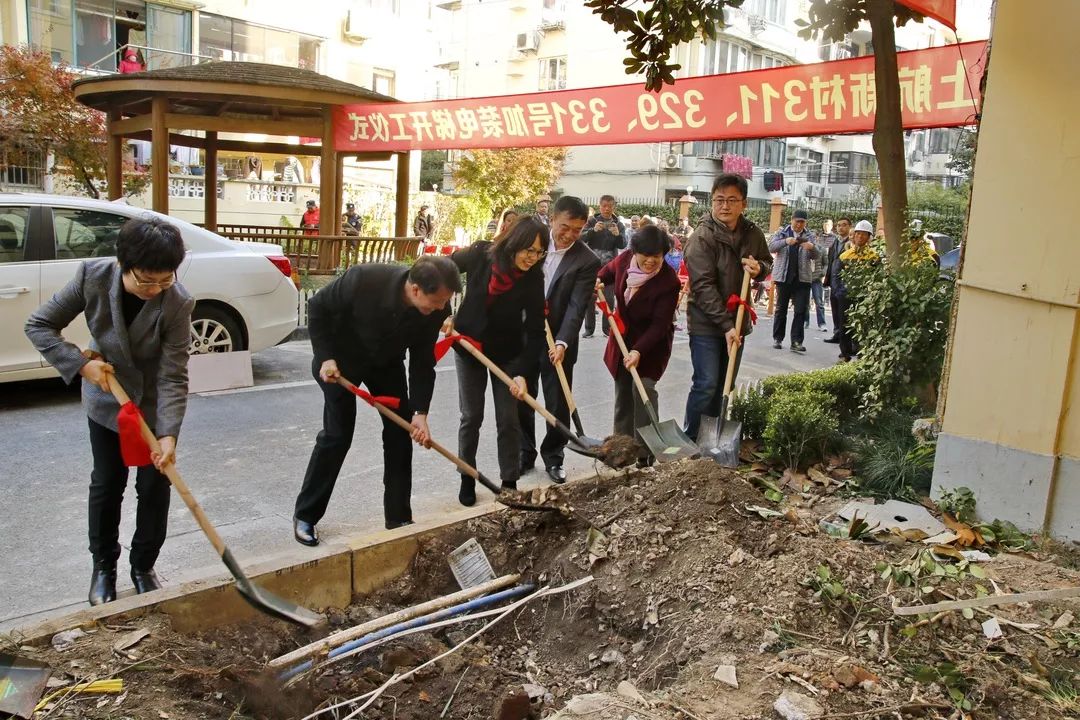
top-left (933, 0), bottom-right (1080, 540)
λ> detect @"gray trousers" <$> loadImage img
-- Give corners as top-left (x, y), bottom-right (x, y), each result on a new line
top-left (456, 352), bottom-right (521, 485)
top-left (613, 365), bottom-right (657, 440)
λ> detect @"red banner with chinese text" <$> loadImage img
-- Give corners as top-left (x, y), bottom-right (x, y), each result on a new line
top-left (897, 0), bottom-right (956, 29)
top-left (334, 41), bottom-right (984, 153)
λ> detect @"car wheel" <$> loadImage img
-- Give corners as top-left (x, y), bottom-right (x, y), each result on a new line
top-left (189, 305), bottom-right (245, 354)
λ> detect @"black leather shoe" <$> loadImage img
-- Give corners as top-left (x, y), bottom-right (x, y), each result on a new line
top-left (582, 332), bottom-right (594, 338)
top-left (791, 342), bottom-right (807, 353)
top-left (546, 465), bottom-right (567, 484)
top-left (386, 519), bottom-right (414, 530)
top-left (459, 477), bottom-right (477, 507)
top-left (294, 517), bottom-right (319, 547)
top-left (501, 480), bottom-right (518, 492)
top-left (824, 335), bottom-right (840, 344)
top-left (773, 341), bottom-right (783, 349)
top-left (130, 567), bottom-right (162, 594)
top-left (88, 562), bottom-right (117, 606)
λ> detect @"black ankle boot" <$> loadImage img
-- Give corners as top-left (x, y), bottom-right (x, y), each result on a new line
top-left (89, 562), bottom-right (117, 606)
top-left (459, 477), bottom-right (477, 507)
top-left (501, 480), bottom-right (518, 492)
top-left (130, 567), bottom-right (162, 594)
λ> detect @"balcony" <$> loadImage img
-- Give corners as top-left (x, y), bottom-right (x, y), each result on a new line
top-left (82, 44), bottom-right (212, 76)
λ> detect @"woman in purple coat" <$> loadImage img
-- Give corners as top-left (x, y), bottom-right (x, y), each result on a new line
top-left (596, 225), bottom-right (682, 448)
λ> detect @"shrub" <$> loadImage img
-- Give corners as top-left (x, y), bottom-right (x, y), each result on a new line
top-left (730, 381), bottom-right (769, 440)
top-left (853, 410), bottom-right (935, 497)
top-left (844, 254), bottom-right (953, 416)
top-left (759, 362), bottom-right (863, 428)
top-left (763, 389), bottom-right (839, 470)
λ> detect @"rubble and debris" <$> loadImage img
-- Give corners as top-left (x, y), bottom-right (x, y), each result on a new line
top-left (773, 689), bottom-right (824, 720)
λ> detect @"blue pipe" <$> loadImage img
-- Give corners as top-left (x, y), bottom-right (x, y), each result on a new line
top-left (278, 583), bottom-right (536, 681)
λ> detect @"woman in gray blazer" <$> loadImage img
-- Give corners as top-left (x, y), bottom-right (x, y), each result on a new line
top-left (25, 217), bottom-right (194, 606)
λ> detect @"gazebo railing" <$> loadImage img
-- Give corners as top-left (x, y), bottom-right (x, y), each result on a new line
top-left (213, 226), bottom-right (422, 274)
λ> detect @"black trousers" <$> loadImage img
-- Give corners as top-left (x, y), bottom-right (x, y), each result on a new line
top-left (836, 296), bottom-right (860, 359)
top-left (829, 285), bottom-right (843, 334)
top-left (582, 285), bottom-right (615, 336)
top-left (87, 418), bottom-right (170, 570)
top-left (294, 360), bottom-right (414, 528)
top-left (519, 354), bottom-right (574, 469)
top-left (773, 281), bottom-right (811, 345)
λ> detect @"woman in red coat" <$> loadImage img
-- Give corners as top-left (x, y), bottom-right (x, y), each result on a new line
top-left (597, 225), bottom-right (681, 451)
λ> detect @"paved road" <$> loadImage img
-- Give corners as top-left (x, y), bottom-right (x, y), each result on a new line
top-left (0, 313), bottom-right (833, 629)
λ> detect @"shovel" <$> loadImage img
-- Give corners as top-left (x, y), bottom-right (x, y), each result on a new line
top-left (544, 318), bottom-right (603, 447)
top-left (334, 376), bottom-right (560, 512)
top-left (698, 268), bottom-right (751, 467)
top-left (597, 285), bottom-right (700, 463)
top-left (105, 375), bottom-right (324, 628)
top-left (447, 332), bottom-right (608, 460)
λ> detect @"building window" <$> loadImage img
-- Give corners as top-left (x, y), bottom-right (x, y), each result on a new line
top-left (0, 149), bottom-right (46, 191)
top-left (742, 0), bottom-right (785, 25)
top-left (719, 138), bottom-right (785, 170)
top-left (198, 13), bottom-right (319, 70)
top-left (804, 150), bottom-right (824, 183)
top-left (706, 36), bottom-right (786, 75)
top-left (928, 127), bottom-right (960, 155)
top-left (828, 151), bottom-right (878, 184)
top-left (372, 68), bottom-right (395, 96)
top-left (539, 56), bottom-right (566, 91)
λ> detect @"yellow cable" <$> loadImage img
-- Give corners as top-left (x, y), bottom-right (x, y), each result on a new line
top-left (34, 679), bottom-right (123, 712)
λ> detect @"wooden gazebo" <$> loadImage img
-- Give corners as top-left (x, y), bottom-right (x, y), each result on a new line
top-left (72, 62), bottom-right (411, 236)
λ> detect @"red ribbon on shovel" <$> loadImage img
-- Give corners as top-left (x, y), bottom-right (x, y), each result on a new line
top-left (726, 294), bottom-right (758, 325)
top-left (344, 383), bottom-right (402, 410)
top-left (433, 334), bottom-right (483, 361)
top-left (117, 401), bottom-right (153, 467)
top-left (595, 296), bottom-right (627, 334)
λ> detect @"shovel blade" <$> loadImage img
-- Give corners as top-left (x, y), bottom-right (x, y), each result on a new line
top-left (637, 421), bottom-right (700, 463)
top-left (222, 548), bottom-right (325, 628)
top-left (697, 414), bottom-right (723, 449)
top-left (706, 419), bottom-right (743, 468)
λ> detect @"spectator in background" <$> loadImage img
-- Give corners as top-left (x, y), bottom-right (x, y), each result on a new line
top-left (497, 209), bottom-right (519, 237)
top-left (824, 217), bottom-right (852, 344)
top-left (767, 208), bottom-right (818, 353)
top-left (582, 194), bottom-right (626, 338)
top-left (535, 194), bottom-right (552, 226)
top-left (806, 218), bottom-right (836, 333)
top-left (282, 156), bottom-right (304, 184)
top-left (833, 219), bottom-right (878, 362)
top-left (301, 200), bottom-right (320, 237)
top-left (627, 215), bottom-right (641, 243)
top-left (413, 205), bottom-right (435, 245)
top-left (341, 203), bottom-right (363, 237)
top-left (118, 48), bottom-right (145, 74)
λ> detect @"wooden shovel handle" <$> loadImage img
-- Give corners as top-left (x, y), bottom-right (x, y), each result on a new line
top-left (597, 283), bottom-right (656, 420)
top-left (544, 319), bottom-right (578, 415)
top-left (105, 375), bottom-right (228, 557)
top-left (721, 269), bottom-right (752, 398)
top-left (334, 377), bottom-right (500, 495)
top-left (449, 331), bottom-right (564, 429)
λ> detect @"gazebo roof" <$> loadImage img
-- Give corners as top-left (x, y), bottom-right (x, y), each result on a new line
top-left (73, 61), bottom-right (396, 118)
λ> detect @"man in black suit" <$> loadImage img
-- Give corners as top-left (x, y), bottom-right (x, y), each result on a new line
top-left (519, 196), bottom-right (600, 483)
top-left (292, 257), bottom-right (462, 546)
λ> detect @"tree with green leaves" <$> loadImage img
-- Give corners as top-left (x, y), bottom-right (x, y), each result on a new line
top-left (945, 128), bottom-right (976, 182)
top-left (586, 0), bottom-right (932, 268)
top-left (452, 146), bottom-right (566, 221)
top-left (0, 45), bottom-right (146, 199)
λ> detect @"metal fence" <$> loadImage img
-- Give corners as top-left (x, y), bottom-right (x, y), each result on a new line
top-left (214, 225), bottom-right (422, 275)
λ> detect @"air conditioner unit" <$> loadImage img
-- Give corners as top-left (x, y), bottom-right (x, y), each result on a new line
top-left (823, 187), bottom-right (833, 199)
top-left (514, 32), bottom-right (538, 52)
top-left (343, 9), bottom-right (369, 41)
top-left (784, 181), bottom-right (794, 194)
top-left (663, 153), bottom-right (683, 170)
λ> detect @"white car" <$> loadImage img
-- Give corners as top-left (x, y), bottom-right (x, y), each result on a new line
top-left (0, 193), bottom-right (299, 383)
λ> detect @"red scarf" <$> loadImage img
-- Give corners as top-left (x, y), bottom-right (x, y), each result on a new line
top-left (487, 263), bottom-right (523, 305)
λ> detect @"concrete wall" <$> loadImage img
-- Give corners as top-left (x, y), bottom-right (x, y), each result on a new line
top-left (932, 0), bottom-right (1080, 541)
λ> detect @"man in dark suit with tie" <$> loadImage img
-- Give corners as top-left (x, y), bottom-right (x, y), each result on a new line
top-left (519, 195), bottom-right (600, 483)
top-left (292, 256), bottom-right (462, 546)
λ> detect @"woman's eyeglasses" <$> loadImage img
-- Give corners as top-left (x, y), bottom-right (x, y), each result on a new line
top-left (522, 248), bottom-right (547, 260)
top-left (130, 272), bottom-right (176, 289)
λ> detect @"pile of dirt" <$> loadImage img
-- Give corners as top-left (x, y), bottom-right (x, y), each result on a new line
top-left (13, 460), bottom-right (1080, 719)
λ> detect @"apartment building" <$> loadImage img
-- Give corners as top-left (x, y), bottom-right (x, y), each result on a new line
top-left (0, 0), bottom-right (441, 227)
top-left (430, 0), bottom-right (990, 205)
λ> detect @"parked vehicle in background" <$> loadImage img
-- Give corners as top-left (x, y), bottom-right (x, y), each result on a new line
top-left (939, 245), bottom-right (961, 275)
top-left (0, 194), bottom-right (298, 383)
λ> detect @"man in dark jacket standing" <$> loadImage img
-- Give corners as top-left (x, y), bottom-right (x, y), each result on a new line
top-left (519, 196), bottom-right (600, 483)
top-left (823, 217), bottom-right (852, 343)
top-left (581, 194), bottom-right (626, 338)
top-left (683, 174), bottom-right (772, 442)
top-left (292, 257), bottom-right (461, 546)
top-left (768, 209), bottom-right (819, 353)
top-left (413, 205), bottom-right (434, 244)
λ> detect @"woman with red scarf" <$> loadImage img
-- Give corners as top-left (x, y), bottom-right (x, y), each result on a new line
top-left (450, 216), bottom-right (547, 506)
top-left (597, 225), bottom-right (681, 459)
